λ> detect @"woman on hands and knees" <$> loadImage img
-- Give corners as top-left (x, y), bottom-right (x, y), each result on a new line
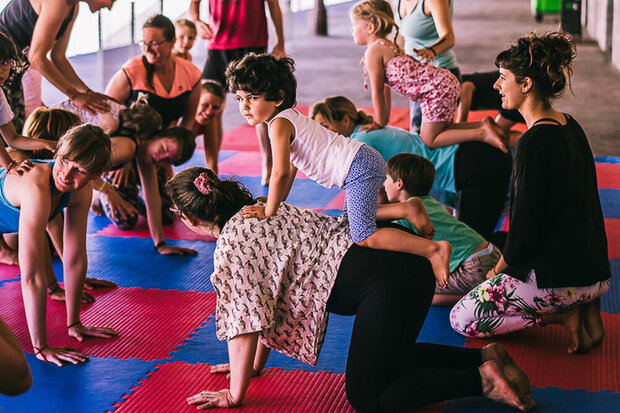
top-left (0, 124), bottom-right (118, 365)
top-left (451, 33), bottom-right (610, 354)
top-left (167, 167), bottom-right (534, 411)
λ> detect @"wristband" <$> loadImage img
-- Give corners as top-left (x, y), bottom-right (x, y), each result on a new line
top-left (428, 47), bottom-right (437, 57)
top-left (154, 240), bottom-right (167, 251)
top-left (6, 160), bottom-right (15, 172)
top-left (98, 181), bottom-right (107, 192)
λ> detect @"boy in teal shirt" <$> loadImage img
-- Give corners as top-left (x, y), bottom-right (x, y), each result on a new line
top-left (384, 153), bottom-right (502, 305)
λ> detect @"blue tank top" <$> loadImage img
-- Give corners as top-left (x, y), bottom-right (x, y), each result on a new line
top-left (350, 125), bottom-right (458, 204)
top-left (0, 160), bottom-right (71, 234)
top-left (0, 0), bottom-right (76, 58)
top-left (397, 0), bottom-right (458, 70)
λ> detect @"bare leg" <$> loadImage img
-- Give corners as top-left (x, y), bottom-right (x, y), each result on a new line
top-left (541, 305), bottom-right (593, 354)
top-left (420, 118), bottom-right (507, 152)
top-left (357, 228), bottom-right (451, 287)
top-left (481, 343), bottom-right (532, 396)
top-left (0, 235), bottom-right (18, 266)
top-left (256, 122), bottom-right (272, 186)
top-left (479, 360), bottom-right (535, 411)
top-left (582, 298), bottom-right (604, 346)
top-left (377, 198), bottom-right (435, 239)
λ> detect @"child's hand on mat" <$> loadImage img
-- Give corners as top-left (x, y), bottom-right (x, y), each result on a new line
top-left (241, 205), bottom-right (267, 219)
top-left (34, 346), bottom-right (89, 366)
top-left (67, 323), bottom-right (119, 342)
top-left (84, 277), bottom-right (118, 290)
top-left (157, 244), bottom-right (198, 256)
top-left (187, 389), bottom-right (234, 409)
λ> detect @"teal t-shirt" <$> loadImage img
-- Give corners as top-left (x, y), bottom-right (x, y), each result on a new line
top-left (396, 196), bottom-right (484, 272)
top-left (397, 0), bottom-right (458, 70)
top-left (350, 125), bottom-right (458, 195)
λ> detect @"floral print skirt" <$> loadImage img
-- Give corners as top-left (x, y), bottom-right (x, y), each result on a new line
top-left (450, 270), bottom-right (610, 337)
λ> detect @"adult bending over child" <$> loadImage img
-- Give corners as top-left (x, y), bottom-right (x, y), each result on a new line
top-left (166, 168), bottom-right (534, 411)
top-left (0, 124), bottom-right (118, 365)
top-left (451, 33), bottom-right (610, 354)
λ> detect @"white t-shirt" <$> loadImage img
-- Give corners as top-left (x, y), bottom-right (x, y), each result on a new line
top-left (0, 88), bottom-right (15, 126)
top-left (269, 108), bottom-right (364, 188)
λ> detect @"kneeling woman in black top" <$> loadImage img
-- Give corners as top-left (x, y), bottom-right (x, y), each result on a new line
top-left (451, 33), bottom-right (610, 354)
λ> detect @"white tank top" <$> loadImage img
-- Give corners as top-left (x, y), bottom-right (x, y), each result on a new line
top-left (270, 108), bottom-right (364, 188)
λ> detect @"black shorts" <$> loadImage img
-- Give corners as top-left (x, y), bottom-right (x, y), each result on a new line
top-left (203, 46), bottom-right (268, 90)
top-left (461, 70), bottom-right (524, 123)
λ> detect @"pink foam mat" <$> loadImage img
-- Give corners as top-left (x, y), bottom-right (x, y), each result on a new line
top-left (596, 163), bottom-right (620, 189)
top-left (322, 191), bottom-right (345, 211)
top-left (0, 263), bottom-right (20, 281)
top-left (111, 362), bottom-right (446, 412)
top-left (0, 281), bottom-right (216, 360)
top-left (605, 219), bottom-right (620, 259)
top-left (91, 216), bottom-right (216, 242)
top-left (465, 312), bottom-right (620, 392)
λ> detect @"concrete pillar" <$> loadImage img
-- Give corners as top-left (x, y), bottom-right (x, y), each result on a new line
top-left (586, 0), bottom-right (613, 52)
top-left (613, 0), bottom-right (620, 70)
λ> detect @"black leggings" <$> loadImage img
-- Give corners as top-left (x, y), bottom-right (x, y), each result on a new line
top-left (454, 141), bottom-right (513, 239)
top-left (326, 245), bottom-right (483, 412)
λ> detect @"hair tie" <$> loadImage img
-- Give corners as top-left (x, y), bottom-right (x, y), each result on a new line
top-left (135, 92), bottom-right (150, 106)
top-left (194, 172), bottom-right (212, 195)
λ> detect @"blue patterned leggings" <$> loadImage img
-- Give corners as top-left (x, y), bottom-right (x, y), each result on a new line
top-left (342, 145), bottom-right (386, 243)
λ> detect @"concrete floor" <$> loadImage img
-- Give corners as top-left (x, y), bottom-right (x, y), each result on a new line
top-left (43, 0), bottom-right (620, 156)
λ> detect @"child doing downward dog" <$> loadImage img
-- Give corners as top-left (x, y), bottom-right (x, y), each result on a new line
top-left (351, 0), bottom-right (507, 152)
top-left (226, 53), bottom-right (451, 285)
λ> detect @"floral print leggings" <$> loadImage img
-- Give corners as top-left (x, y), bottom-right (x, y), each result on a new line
top-left (450, 270), bottom-right (610, 337)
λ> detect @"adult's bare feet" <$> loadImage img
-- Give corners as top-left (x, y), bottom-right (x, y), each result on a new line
top-left (0, 237), bottom-right (18, 266)
top-left (542, 305), bottom-right (592, 354)
top-left (582, 299), bottom-right (604, 347)
top-left (482, 343), bottom-right (532, 396)
top-left (479, 360), bottom-right (535, 411)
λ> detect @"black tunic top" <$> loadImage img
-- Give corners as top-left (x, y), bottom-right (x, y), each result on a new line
top-left (0, 0), bottom-right (75, 58)
top-left (503, 114), bottom-right (610, 288)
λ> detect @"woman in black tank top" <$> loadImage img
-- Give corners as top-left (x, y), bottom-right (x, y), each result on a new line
top-left (0, 0), bottom-right (115, 130)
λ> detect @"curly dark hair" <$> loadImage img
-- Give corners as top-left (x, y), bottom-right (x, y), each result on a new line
top-left (225, 53), bottom-right (297, 110)
top-left (0, 31), bottom-right (26, 86)
top-left (166, 167), bottom-right (256, 229)
top-left (495, 32), bottom-right (576, 106)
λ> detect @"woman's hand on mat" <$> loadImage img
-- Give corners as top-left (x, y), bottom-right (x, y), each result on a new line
top-left (359, 121), bottom-right (384, 132)
top-left (187, 389), bottom-right (233, 409)
top-left (84, 277), bottom-right (118, 290)
top-left (35, 346), bottom-right (89, 366)
top-left (157, 244), bottom-right (198, 256)
top-left (109, 163), bottom-right (134, 188)
top-left (68, 324), bottom-right (119, 342)
top-left (104, 188), bottom-right (138, 221)
top-left (240, 205), bottom-right (267, 220)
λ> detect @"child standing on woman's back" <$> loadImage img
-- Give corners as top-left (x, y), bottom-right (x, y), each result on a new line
top-left (351, 0), bottom-right (507, 152)
top-left (226, 53), bottom-right (451, 285)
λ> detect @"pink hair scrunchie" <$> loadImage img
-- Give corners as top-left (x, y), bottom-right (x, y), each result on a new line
top-left (194, 172), bottom-right (212, 195)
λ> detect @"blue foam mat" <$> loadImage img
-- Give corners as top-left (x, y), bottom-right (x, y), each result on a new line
top-left (169, 314), bottom-right (355, 374)
top-left (445, 387), bottom-right (620, 412)
top-left (0, 354), bottom-right (155, 413)
top-left (82, 237), bottom-right (216, 291)
top-left (601, 259), bottom-right (620, 314)
top-left (418, 306), bottom-right (467, 347)
top-left (599, 188), bottom-right (620, 219)
top-left (595, 156), bottom-right (620, 164)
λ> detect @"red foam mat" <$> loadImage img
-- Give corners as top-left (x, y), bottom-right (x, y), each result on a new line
top-left (0, 281), bottom-right (216, 360)
top-left (218, 151), bottom-right (310, 179)
top-left (605, 219), bottom-right (620, 259)
top-left (0, 263), bottom-right (20, 281)
top-left (111, 362), bottom-right (445, 412)
top-left (465, 312), bottom-right (620, 392)
top-left (596, 163), bottom-right (620, 189)
top-left (91, 216), bottom-right (216, 242)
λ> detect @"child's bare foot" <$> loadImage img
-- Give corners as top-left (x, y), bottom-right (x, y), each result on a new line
top-left (480, 360), bottom-right (536, 411)
top-left (429, 241), bottom-right (451, 289)
top-left (405, 197), bottom-right (435, 239)
top-left (481, 117), bottom-right (508, 153)
top-left (582, 298), bottom-right (604, 347)
top-left (0, 239), bottom-right (18, 265)
top-left (542, 305), bottom-right (592, 354)
top-left (482, 343), bottom-right (532, 396)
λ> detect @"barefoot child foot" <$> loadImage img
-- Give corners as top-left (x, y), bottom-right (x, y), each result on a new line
top-left (482, 343), bottom-right (532, 396)
top-left (479, 360), bottom-right (535, 411)
top-left (404, 197), bottom-right (435, 239)
top-left (429, 240), bottom-right (451, 289)
top-left (481, 116), bottom-right (508, 152)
